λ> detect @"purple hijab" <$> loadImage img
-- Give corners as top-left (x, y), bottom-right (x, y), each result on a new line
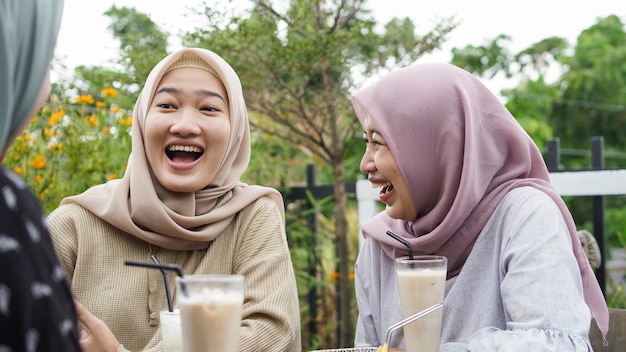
top-left (351, 62), bottom-right (608, 338)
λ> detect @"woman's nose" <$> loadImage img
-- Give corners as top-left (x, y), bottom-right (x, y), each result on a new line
top-left (360, 148), bottom-right (375, 174)
top-left (170, 108), bottom-right (201, 136)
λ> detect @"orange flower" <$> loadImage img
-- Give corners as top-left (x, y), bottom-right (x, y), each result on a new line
top-left (329, 272), bottom-right (355, 280)
top-left (110, 106), bottom-right (121, 113)
top-left (34, 175), bottom-right (42, 183)
top-left (103, 126), bottom-right (111, 134)
top-left (30, 156), bottom-right (45, 169)
top-left (13, 167), bottom-right (23, 175)
top-left (120, 117), bottom-right (132, 126)
top-left (44, 128), bottom-right (57, 137)
top-left (102, 87), bottom-right (118, 98)
top-left (106, 173), bottom-right (117, 181)
top-left (75, 95), bottom-right (94, 104)
top-left (49, 144), bottom-right (63, 152)
top-left (85, 115), bottom-right (99, 126)
top-left (96, 101), bottom-right (106, 108)
top-left (48, 110), bottom-right (64, 126)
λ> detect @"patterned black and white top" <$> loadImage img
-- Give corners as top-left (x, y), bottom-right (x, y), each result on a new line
top-left (0, 167), bottom-right (81, 351)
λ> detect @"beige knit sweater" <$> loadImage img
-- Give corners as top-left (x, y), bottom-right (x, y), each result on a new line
top-left (47, 197), bottom-right (301, 352)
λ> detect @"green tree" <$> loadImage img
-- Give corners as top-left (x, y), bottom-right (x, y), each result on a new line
top-left (104, 6), bottom-right (170, 89)
top-left (67, 6), bottom-right (170, 107)
top-left (450, 15), bottom-right (626, 304)
top-left (451, 34), bottom-right (514, 79)
top-left (452, 15), bottom-right (626, 168)
top-left (183, 0), bottom-right (457, 346)
top-left (554, 14), bottom-right (626, 167)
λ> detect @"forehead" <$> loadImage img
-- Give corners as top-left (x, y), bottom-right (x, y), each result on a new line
top-left (159, 68), bottom-right (225, 92)
top-left (362, 115), bottom-right (386, 139)
top-left (362, 115), bottom-right (377, 131)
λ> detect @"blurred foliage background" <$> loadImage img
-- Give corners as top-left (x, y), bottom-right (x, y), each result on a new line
top-left (3, 0), bottom-right (626, 349)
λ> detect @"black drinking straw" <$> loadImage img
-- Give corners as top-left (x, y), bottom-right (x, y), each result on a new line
top-left (150, 255), bottom-right (174, 312)
top-left (124, 259), bottom-right (186, 310)
top-left (386, 230), bottom-right (414, 260)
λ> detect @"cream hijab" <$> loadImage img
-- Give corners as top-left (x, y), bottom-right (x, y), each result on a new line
top-left (62, 48), bottom-right (284, 250)
top-left (352, 62), bottom-right (608, 337)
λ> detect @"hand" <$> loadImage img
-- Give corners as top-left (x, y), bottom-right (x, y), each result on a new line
top-left (75, 300), bottom-right (121, 352)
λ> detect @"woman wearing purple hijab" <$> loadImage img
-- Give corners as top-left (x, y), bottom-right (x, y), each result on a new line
top-left (352, 63), bottom-right (608, 351)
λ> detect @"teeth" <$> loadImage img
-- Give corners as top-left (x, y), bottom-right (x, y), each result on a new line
top-left (168, 145), bottom-right (202, 153)
top-left (371, 181), bottom-right (391, 189)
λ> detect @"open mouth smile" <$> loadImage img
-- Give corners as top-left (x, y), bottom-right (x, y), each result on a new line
top-left (165, 144), bottom-right (204, 163)
top-left (371, 181), bottom-right (394, 202)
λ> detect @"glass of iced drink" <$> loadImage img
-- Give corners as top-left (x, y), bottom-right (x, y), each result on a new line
top-left (395, 255), bottom-right (447, 352)
top-left (175, 274), bottom-right (245, 352)
top-left (160, 309), bottom-right (183, 352)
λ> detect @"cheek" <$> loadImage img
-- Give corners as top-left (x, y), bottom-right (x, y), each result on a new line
top-left (374, 149), bottom-right (395, 172)
top-left (207, 121), bottom-right (231, 148)
top-left (143, 119), bottom-right (167, 155)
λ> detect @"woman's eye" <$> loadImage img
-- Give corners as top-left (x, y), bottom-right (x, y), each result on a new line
top-left (158, 103), bottom-right (174, 109)
top-left (201, 106), bottom-right (219, 112)
top-left (363, 139), bottom-right (382, 149)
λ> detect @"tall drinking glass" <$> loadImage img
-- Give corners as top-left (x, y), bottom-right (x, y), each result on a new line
top-left (175, 274), bottom-right (245, 352)
top-left (159, 309), bottom-right (182, 352)
top-left (395, 256), bottom-right (447, 352)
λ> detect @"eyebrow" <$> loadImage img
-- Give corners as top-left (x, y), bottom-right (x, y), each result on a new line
top-left (363, 128), bottom-right (383, 138)
top-left (155, 87), bottom-right (226, 102)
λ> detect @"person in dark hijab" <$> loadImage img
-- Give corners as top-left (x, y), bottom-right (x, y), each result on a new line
top-left (0, 0), bottom-right (81, 350)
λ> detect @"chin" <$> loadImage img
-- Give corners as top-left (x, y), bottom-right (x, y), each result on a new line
top-left (385, 208), bottom-right (401, 220)
top-left (160, 180), bottom-right (201, 193)
top-left (386, 209), bottom-right (414, 222)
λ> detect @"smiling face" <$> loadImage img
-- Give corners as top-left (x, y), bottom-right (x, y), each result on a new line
top-left (144, 67), bottom-right (231, 193)
top-left (360, 116), bottom-right (417, 222)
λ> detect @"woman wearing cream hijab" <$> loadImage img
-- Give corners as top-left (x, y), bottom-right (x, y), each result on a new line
top-left (47, 48), bottom-right (301, 352)
top-left (0, 0), bottom-right (81, 350)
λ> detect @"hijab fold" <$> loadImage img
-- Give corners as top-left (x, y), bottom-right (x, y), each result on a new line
top-left (61, 48), bottom-right (284, 251)
top-left (351, 62), bottom-right (608, 339)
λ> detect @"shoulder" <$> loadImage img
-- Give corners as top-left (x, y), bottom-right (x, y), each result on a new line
top-left (236, 195), bottom-right (283, 220)
top-left (47, 202), bottom-right (97, 221)
top-left (46, 202), bottom-right (105, 236)
top-left (0, 167), bottom-right (39, 210)
top-left (485, 186), bottom-right (572, 252)
top-left (0, 167), bottom-right (47, 232)
top-left (495, 186), bottom-right (562, 222)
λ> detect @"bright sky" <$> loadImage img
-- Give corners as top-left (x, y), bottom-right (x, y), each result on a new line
top-left (55, 0), bottom-right (626, 92)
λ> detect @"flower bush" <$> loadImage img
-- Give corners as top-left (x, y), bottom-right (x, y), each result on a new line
top-left (3, 83), bottom-right (132, 214)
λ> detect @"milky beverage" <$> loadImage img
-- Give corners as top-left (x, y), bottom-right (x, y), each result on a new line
top-left (159, 309), bottom-right (183, 352)
top-left (176, 275), bottom-right (244, 352)
top-left (396, 256), bottom-right (446, 352)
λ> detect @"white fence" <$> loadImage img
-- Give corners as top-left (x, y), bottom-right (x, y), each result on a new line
top-left (356, 169), bottom-right (626, 286)
top-left (357, 169), bottom-right (626, 224)
top-left (356, 169), bottom-right (626, 240)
